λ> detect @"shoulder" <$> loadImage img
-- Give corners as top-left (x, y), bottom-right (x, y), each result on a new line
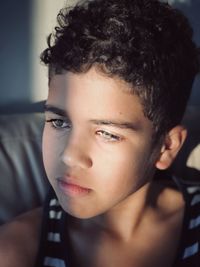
top-left (0, 207), bottom-right (43, 267)
top-left (153, 178), bottom-right (185, 216)
top-left (155, 175), bottom-right (200, 215)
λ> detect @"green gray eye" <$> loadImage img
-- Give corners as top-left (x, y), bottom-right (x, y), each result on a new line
top-left (96, 130), bottom-right (121, 141)
top-left (46, 119), bottom-right (71, 129)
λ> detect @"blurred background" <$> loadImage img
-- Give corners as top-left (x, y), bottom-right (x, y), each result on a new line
top-left (0, 0), bottom-right (199, 114)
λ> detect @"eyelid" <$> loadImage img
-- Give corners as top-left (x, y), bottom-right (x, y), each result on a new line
top-left (96, 129), bottom-right (123, 142)
top-left (46, 118), bottom-right (71, 130)
top-left (45, 111), bottom-right (70, 120)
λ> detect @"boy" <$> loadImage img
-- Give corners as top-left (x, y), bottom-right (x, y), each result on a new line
top-left (0, 0), bottom-right (199, 266)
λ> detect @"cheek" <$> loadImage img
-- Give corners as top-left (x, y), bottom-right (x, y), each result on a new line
top-left (93, 143), bottom-right (151, 193)
top-left (42, 126), bottom-right (60, 180)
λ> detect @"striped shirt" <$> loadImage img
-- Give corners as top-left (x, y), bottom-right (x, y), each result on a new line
top-left (35, 176), bottom-right (200, 267)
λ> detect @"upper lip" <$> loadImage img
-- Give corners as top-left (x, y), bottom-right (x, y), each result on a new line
top-left (57, 173), bottom-right (90, 190)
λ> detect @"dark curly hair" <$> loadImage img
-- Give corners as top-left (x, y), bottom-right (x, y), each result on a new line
top-left (41, 0), bottom-right (199, 140)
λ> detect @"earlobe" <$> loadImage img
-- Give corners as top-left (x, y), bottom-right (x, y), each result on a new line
top-left (155, 126), bottom-right (187, 170)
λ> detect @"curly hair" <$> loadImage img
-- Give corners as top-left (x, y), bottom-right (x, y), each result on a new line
top-left (41, 0), bottom-right (199, 140)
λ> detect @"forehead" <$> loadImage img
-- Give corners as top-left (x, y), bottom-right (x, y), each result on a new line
top-left (47, 68), bottom-right (151, 126)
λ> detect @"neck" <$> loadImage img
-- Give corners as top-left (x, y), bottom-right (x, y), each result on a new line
top-left (74, 181), bottom-right (161, 242)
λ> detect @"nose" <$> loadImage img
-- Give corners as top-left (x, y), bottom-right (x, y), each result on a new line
top-left (61, 134), bottom-right (93, 169)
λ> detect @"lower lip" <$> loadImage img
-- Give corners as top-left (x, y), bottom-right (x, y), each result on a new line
top-left (57, 180), bottom-right (91, 197)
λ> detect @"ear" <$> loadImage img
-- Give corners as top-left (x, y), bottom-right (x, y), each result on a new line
top-left (155, 125), bottom-right (187, 170)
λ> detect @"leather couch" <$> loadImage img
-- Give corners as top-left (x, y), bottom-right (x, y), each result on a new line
top-left (0, 106), bottom-right (199, 225)
top-left (0, 112), bottom-right (48, 224)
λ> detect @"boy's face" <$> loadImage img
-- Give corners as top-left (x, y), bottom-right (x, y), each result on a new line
top-left (43, 67), bottom-right (159, 219)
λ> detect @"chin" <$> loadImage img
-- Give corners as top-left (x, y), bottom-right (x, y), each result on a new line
top-left (61, 204), bottom-right (99, 219)
top-left (56, 195), bottom-right (98, 219)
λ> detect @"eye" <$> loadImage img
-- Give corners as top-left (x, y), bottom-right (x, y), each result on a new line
top-left (96, 130), bottom-right (121, 142)
top-left (46, 119), bottom-right (71, 130)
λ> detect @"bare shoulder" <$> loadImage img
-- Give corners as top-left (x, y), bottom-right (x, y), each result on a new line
top-left (0, 207), bottom-right (43, 267)
top-left (154, 179), bottom-right (185, 228)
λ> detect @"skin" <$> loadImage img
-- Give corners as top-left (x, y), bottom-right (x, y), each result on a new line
top-left (42, 67), bottom-right (187, 266)
top-left (43, 67), bottom-right (158, 220)
top-left (0, 207), bottom-right (42, 267)
top-left (0, 67), bottom-right (187, 267)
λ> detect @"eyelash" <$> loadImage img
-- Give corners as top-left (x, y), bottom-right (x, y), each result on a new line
top-left (96, 130), bottom-right (121, 142)
top-left (46, 119), bottom-right (71, 130)
top-left (46, 119), bottom-right (122, 142)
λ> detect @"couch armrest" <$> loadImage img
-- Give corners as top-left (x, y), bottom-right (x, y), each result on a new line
top-left (0, 107), bottom-right (199, 224)
top-left (0, 113), bottom-right (49, 224)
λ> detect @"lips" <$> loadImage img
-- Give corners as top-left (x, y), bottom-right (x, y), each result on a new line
top-left (56, 176), bottom-right (91, 196)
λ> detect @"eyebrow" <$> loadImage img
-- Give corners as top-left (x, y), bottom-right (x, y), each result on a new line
top-left (44, 104), bottom-right (139, 131)
top-left (44, 104), bottom-right (67, 117)
top-left (89, 119), bottom-right (139, 131)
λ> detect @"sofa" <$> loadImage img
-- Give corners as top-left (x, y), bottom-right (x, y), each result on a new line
top-left (0, 112), bottom-right (48, 225)
top-left (0, 105), bottom-right (199, 225)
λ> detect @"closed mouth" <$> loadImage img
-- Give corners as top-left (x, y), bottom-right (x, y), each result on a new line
top-left (56, 177), bottom-right (91, 196)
